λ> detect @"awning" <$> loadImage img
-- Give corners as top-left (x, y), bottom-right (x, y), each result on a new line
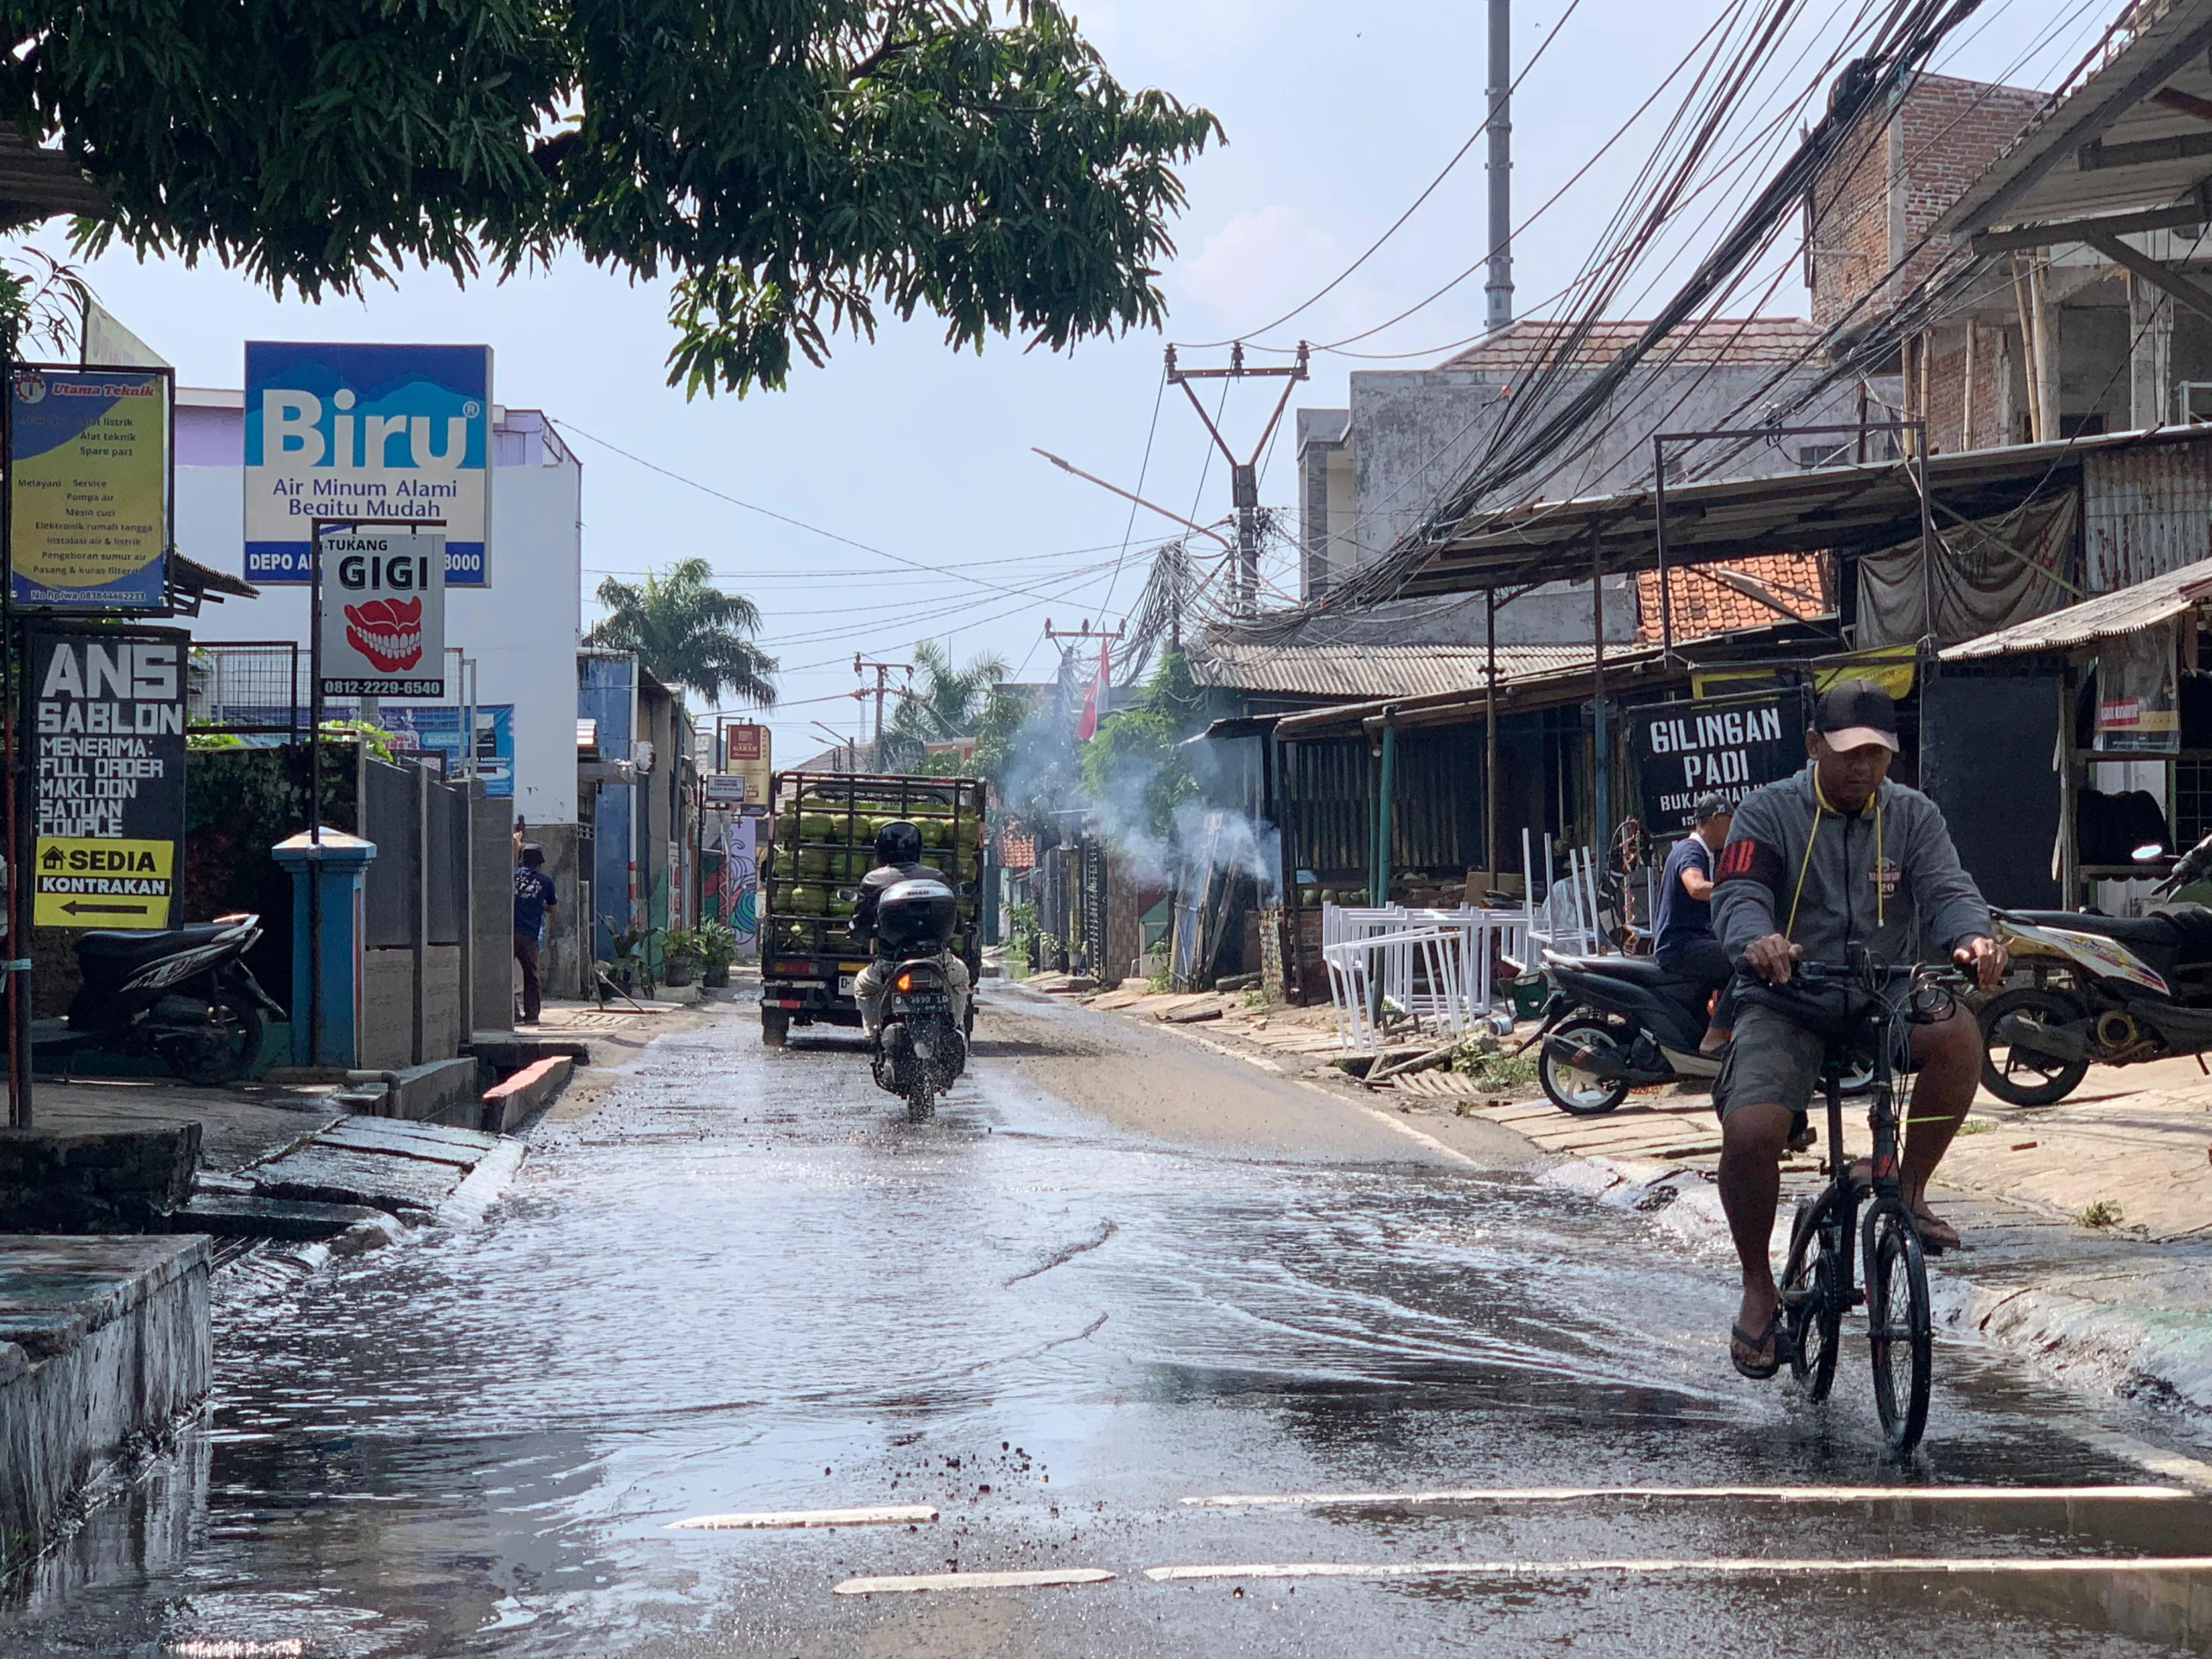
top-left (0, 124), bottom-right (110, 228)
top-left (1936, 0), bottom-right (2212, 245)
top-left (1268, 615), bottom-right (1839, 741)
top-left (1942, 554), bottom-right (2212, 660)
top-left (164, 553), bottom-right (258, 615)
top-left (1354, 427), bottom-right (2202, 602)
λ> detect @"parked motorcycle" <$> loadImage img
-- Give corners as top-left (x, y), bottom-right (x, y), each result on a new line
top-left (1978, 903), bottom-right (2212, 1105)
top-left (1527, 950), bottom-right (1724, 1116)
top-left (863, 877), bottom-right (970, 1122)
top-left (31, 913), bottom-right (284, 1085)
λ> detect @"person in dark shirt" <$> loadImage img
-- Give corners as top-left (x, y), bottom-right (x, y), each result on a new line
top-left (513, 843), bottom-right (557, 1025)
top-left (1653, 792), bottom-right (1735, 1055)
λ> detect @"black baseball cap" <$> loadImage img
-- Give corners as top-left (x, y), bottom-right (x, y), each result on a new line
top-left (1813, 677), bottom-right (1900, 753)
top-left (1693, 792), bottom-right (1731, 823)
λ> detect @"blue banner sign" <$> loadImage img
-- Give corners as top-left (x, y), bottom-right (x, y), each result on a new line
top-left (244, 342), bottom-right (492, 586)
top-left (378, 703), bottom-right (514, 797)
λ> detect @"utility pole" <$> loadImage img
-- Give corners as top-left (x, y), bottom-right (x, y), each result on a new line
top-left (1164, 341), bottom-right (1310, 616)
top-left (1486, 0), bottom-right (1514, 331)
top-left (852, 656), bottom-right (912, 766)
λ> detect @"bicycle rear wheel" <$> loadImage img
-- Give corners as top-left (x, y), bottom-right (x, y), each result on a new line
top-left (1864, 1203), bottom-right (1932, 1452)
top-left (1781, 1196), bottom-right (1841, 1401)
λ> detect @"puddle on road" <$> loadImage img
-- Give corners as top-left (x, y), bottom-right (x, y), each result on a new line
top-left (3, 1006), bottom-right (2209, 1656)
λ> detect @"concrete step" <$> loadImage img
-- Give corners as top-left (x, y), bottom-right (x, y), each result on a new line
top-left (168, 1192), bottom-right (388, 1241)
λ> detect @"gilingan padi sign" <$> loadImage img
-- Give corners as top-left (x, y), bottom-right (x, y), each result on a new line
top-left (245, 342), bottom-right (492, 586)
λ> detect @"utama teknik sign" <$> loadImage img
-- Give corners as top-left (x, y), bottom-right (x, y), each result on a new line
top-left (245, 342), bottom-right (492, 586)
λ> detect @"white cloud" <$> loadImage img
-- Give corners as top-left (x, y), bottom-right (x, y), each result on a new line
top-left (1171, 205), bottom-right (1339, 332)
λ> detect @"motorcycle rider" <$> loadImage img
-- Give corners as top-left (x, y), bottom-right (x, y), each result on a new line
top-left (850, 819), bottom-right (972, 1040)
top-left (1711, 679), bottom-right (2005, 1381)
top-left (1654, 792), bottom-right (1737, 1056)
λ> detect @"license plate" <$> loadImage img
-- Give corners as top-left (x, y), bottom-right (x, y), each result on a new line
top-left (837, 975), bottom-right (856, 995)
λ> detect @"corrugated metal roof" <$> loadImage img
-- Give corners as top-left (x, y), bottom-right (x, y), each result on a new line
top-left (1942, 553), bottom-right (2212, 659)
top-left (1186, 642), bottom-right (1591, 699)
top-left (1441, 317), bottom-right (1825, 372)
top-left (1936, 0), bottom-right (2212, 238)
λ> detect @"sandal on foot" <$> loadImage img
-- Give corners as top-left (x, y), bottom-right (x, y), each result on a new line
top-left (1911, 1208), bottom-right (1960, 1255)
top-left (1730, 1313), bottom-right (1785, 1380)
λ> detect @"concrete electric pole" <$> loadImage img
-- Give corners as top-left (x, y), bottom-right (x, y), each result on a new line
top-left (852, 656), bottom-right (912, 766)
top-left (1163, 341), bottom-right (1310, 616)
top-left (1485, 0), bottom-right (1514, 331)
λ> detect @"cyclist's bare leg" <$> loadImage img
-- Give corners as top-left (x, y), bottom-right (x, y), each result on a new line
top-left (1899, 1007), bottom-right (1977, 1242)
top-left (1719, 1099), bottom-right (1794, 1363)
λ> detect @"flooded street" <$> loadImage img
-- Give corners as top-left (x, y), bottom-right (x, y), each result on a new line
top-left (7, 988), bottom-right (2212, 1656)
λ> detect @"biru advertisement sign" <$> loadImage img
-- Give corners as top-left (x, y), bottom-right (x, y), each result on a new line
top-left (245, 341), bottom-right (491, 585)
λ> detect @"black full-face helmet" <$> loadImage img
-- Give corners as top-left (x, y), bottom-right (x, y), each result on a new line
top-left (874, 819), bottom-right (924, 867)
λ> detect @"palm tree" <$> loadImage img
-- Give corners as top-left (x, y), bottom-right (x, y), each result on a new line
top-left (587, 559), bottom-right (778, 707)
top-left (882, 640), bottom-right (1009, 768)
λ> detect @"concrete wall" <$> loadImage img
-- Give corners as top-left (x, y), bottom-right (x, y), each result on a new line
top-left (474, 799), bottom-right (518, 1027)
top-left (422, 944), bottom-right (463, 1059)
top-left (174, 394), bottom-right (582, 827)
top-left (0, 1238), bottom-right (209, 1572)
top-left (361, 950), bottom-right (414, 1071)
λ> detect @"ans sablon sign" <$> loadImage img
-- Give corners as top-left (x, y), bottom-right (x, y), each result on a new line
top-left (31, 628), bottom-right (187, 929)
top-left (318, 529), bottom-right (446, 698)
top-left (245, 342), bottom-right (491, 585)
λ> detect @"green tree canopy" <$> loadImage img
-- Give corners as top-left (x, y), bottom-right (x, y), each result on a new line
top-left (587, 558), bottom-right (778, 706)
top-left (882, 639), bottom-right (1007, 768)
top-left (16, 0), bottom-right (1218, 393)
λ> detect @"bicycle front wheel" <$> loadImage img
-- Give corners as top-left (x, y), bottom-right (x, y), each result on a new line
top-left (1782, 1196), bottom-right (1842, 1401)
top-left (1864, 1203), bottom-right (1933, 1452)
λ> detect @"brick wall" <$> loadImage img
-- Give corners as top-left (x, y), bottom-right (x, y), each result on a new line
top-left (1808, 73), bottom-right (2044, 327)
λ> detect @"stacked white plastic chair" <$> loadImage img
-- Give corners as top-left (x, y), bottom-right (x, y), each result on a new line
top-left (1318, 900), bottom-right (1526, 1052)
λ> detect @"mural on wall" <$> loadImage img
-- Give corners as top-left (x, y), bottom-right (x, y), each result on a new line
top-left (727, 816), bottom-right (759, 955)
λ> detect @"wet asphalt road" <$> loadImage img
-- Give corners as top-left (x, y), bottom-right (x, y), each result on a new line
top-left (6, 987), bottom-right (2212, 1656)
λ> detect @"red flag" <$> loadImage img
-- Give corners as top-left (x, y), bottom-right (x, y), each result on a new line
top-left (1077, 637), bottom-right (1110, 741)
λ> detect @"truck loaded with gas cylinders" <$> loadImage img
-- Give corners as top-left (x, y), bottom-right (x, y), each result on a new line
top-left (758, 771), bottom-right (988, 1046)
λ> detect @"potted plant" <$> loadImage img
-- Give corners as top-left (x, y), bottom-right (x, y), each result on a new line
top-left (694, 920), bottom-right (739, 988)
top-left (658, 927), bottom-right (700, 988)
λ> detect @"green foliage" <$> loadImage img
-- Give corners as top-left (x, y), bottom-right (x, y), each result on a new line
top-left (27, 0), bottom-right (1218, 396)
top-left (881, 639), bottom-right (1007, 770)
top-left (1451, 1036), bottom-right (1537, 1093)
top-left (0, 248), bottom-right (89, 357)
top-left (588, 558), bottom-right (778, 706)
top-left (1078, 647), bottom-right (1206, 842)
top-left (691, 919), bottom-right (740, 969)
top-left (974, 680), bottom-right (1076, 830)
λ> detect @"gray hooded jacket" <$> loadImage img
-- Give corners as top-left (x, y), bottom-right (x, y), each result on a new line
top-left (1711, 764), bottom-right (1992, 968)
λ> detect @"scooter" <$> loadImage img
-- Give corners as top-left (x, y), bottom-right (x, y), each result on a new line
top-left (1979, 903), bottom-right (2212, 1105)
top-left (864, 877), bottom-right (970, 1122)
top-left (33, 912), bottom-right (285, 1085)
top-left (1526, 950), bottom-right (1725, 1116)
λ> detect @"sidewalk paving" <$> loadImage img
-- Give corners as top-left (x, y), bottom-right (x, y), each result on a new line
top-left (1057, 976), bottom-right (2212, 1427)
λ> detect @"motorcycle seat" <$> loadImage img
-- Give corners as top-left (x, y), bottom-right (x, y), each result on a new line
top-left (2004, 909), bottom-right (2189, 953)
top-left (1548, 953), bottom-right (1682, 986)
top-left (75, 923), bottom-right (237, 970)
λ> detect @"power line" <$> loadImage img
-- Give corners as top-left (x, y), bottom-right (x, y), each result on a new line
top-left (1177, 0), bottom-right (1588, 351)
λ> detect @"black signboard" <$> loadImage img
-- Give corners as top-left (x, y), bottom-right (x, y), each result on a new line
top-left (29, 626), bottom-right (188, 929)
top-left (1630, 690), bottom-right (1804, 836)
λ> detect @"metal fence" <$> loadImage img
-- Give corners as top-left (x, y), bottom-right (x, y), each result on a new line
top-left (187, 641), bottom-right (305, 734)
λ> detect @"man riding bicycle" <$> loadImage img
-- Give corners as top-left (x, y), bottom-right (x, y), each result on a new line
top-left (1710, 679), bottom-right (2005, 1380)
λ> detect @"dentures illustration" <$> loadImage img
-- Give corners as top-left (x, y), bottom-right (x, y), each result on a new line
top-left (344, 596), bottom-right (425, 671)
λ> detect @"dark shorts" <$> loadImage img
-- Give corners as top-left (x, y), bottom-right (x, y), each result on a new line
top-left (1713, 999), bottom-right (1829, 1120)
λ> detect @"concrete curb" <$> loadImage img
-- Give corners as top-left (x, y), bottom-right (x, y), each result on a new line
top-left (479, 1056), bottom-right (575, 1135)
top-left (1541, 1153), bottom-right (2212, 1425)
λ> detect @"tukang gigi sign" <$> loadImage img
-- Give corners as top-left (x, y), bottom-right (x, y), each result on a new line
top-left (245, 341), bottom-right (492, 586)
top-left (317, 528), bottom-right (447, 698)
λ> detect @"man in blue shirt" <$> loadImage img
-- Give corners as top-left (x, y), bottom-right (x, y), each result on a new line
top-left (513, 843), bottom-right (557, 1025)
top-left (1653, 792), bottom-right (1734, 1054)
